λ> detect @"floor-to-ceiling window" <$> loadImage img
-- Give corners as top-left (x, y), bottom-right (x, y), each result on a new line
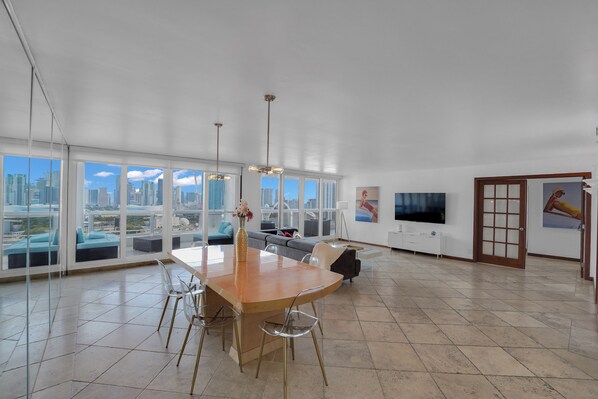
top-left (282, 176), bottom-right (299, 229)
top-left (126, 166), bottom-right (164, 256)
top-left (322, 179), bottom-right (337, 237)
top-left (260, 175), bottom-right (280, 229)
top-left (172, 169), bottom-right (203, 248)
top-left (303, 178), bottom-right (320, 237)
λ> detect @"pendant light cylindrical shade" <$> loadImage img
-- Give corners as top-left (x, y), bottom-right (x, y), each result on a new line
top-left (248, 94), bottom-right (284, 175)
top-left (208, 122), bottom-right (231, 181)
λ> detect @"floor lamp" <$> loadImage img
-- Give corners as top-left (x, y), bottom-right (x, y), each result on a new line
top-left (336, 201), bottom-right (350, 243)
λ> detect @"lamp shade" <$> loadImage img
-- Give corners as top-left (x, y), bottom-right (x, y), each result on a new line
top-left (336, 201), bottom-right (348, 210)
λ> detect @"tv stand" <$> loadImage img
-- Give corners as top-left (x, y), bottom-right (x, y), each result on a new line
top-left (388, 232), bottom-right (445, 259)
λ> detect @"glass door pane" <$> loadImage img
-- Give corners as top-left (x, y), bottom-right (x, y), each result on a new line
top-left (260, 176), bottom-right (279, 229)
top-left (126, 166), bottom-right (163, 256)
top-left (282, 176), bottom-right (299, 229)
top-left (322, 179), bottom-right (336, 236)
top-left (303, 178), bottom-right (319, 237)
top-left (173, 169), bottom-right (203, 248)
top-left (78, 162), bottom-right (121, 262)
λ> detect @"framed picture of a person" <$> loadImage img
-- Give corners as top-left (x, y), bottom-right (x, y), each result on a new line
top-left (355, 186), bottom-right (379, 223)
top-left (542, 182), bottom-right (582, 229)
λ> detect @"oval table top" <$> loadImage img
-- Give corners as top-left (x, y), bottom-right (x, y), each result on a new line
top-left (169, 245), bottom-right (343, 313)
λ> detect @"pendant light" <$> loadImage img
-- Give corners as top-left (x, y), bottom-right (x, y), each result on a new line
top-left (248, 94), bottom-right (284, 174)
top-left (208, 122), bottom-right (231, 180)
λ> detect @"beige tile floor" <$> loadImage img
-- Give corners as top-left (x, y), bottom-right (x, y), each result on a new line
top-left (1, 250), bottom-right (597, 398)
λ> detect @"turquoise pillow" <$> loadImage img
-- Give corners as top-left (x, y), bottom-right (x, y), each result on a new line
top-left (218, 222), bottom-right (227, 234)
top-left (52, 231), bottom-right (59, 245)
top-left (223, 224), bottom-right (234, 237)
top-left (76, 227), bottom-right (85, 244)
top-left (30, 233), bottom-right (50, 243)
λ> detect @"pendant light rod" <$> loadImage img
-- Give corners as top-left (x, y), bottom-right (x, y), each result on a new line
top-left (248, 93), bottom-right (283, 174)
top-left (215, 122), bottom-right (222, 174)
top-left (208, 122), bottom-right (231, 180)
top-left (265, 94), bottom-right (275, 167)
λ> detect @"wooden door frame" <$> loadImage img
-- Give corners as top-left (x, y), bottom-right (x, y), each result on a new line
top-left (473, 172), bottom-right (592, 280)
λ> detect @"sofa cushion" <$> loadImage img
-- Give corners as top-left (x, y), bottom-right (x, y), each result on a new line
top-left (88, 231), bottom-right (107, 239)
top-left (206, 232), bottom-right (231, 241)
top-left (287, 238), bottom-right (318, 253)
top-left (30, 233), bottom-right (51, 243)
top-left (247, 231), bottom-right (272, 241)
top-left (265, 235), bottom-right (293, 246)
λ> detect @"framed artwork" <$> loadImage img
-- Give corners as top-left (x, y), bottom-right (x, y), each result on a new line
top-left (355, 186), bottom-right (379, 223)
top-left (542, 182), bottom-right (582, 229)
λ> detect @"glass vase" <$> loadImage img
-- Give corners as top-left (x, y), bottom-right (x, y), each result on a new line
top-left (235, 216), bottom-right (248, 262)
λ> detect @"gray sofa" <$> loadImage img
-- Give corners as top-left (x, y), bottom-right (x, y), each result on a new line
top-left (247, 229), bottom-right (361, 281)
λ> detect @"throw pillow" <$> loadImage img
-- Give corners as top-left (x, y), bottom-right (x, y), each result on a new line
top-left (88, 231), bottom-right (106, 239)
top-left (223, 224), bottom-right (234, 237)
top-left (283, 231), bottom-right (292, 237)
top-left (76, 227), bottom-right (85, 244)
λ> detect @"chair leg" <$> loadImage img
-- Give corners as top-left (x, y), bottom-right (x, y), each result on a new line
top-left (290, 337), bottom-right (295, 360)
top-left (311, 330), bottom-right (328, 386)
top-left (221, 324), bottom-right (226, 351)
top-left (255, 330), bottom-right (266, 378)
top-left (190, 328), bottom-right (207, 396)
top-left (157, 296), bottom-right (170, 331)
top-left (177, 320), bottom-right (193, 366)
top-left (166, 296), bottom-right (180, 348)
top-left (233, 319), bottom-right (243, 372)
top-left (283, 336), bottom-right (288, 399)
top-left (311, 302), bottom-right (323, 335)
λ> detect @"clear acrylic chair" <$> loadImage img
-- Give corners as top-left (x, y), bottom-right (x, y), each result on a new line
top-left (157, 259), bottom-right (202, 348)
top-left (300, 254), bottom-right (324, 334)
top-left (264, 243), bottom-right (279, 254)
top-left (176, 276), bottom-right (243, 395)
top-left (255, 286), bottom-right (328, 399)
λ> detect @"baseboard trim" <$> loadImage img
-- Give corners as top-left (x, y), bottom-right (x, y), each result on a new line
top-left (528, 253), bottom-right (580, 262)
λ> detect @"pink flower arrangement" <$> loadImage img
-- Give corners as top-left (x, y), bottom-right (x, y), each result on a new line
top-left (233, 199), bottom-right (253, 221)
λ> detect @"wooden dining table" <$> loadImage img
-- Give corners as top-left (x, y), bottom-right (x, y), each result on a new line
top-left (169, 244), bottom-right (343, 364)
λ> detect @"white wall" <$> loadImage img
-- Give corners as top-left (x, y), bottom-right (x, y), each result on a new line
top-left (527, 178), bottom-right (582, 259)
top-left (340, 154), bottom-right (597, 283)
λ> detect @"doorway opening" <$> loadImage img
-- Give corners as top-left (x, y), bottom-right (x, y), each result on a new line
top-left (473, 172), bottom-right (592, 282)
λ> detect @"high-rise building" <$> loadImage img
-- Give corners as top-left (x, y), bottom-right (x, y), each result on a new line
top-left (87, 188), bottom-right (99, 207)
top-left (98, 187), bottom-right (110, 207)
top-left (114, 174), bottom-right (121, 207)
top-left (156, 178), bottom-right (163, 205)
top-left (4, 174), bottom-right (27, 205)
top-left (173, 186), bottom-right (182, 209)
top-left (141, 181), bottom-right (155, 206)
top-left (261, 188), bottom-right (273, 207)
top-left (208, 180), bottom-right (224, 210)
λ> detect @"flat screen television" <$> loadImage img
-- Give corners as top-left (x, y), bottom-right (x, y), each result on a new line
top-left (394, 192), bottom-right (446, 224)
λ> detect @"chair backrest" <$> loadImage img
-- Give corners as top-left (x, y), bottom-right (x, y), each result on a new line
top-left (264, 243), bottom-right (279, 255)
top-left (311, 242), bottom-right (344, 270)
top-left (192, 240), bottom-right (208, 248)
top-left (178, 276), bottom-right (200, 324)
top-left (300, 253), bottom-right (321, 268)
top-left (157, 259), bottom-right (175, 295)
top-left (284, 285), bottom-right (324, 327)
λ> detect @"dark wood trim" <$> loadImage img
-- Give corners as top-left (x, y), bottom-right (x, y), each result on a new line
top-left (444, 255), bottom-right (475, 263)
top-left (473, 179), bottom-right (481, 263)
top-left (583, 190), bottom-right (592, 280)
top-left (528, 253), bottom-right (580, 262)
top-left (475, 172), bottom-right (591, 181)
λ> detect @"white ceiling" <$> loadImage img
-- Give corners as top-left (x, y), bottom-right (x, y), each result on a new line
top-left (4, 0), bottom-right (598, 175)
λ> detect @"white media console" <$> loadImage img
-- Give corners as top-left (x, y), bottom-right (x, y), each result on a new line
top-left (388, 231), bottom-right (446, 259)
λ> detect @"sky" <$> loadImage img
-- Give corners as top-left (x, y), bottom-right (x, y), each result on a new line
top-left (84, 163), bottom-right (204, 194)
top-left (262, 176), bottom-right (317, 201)
top-left (5, 156), bottom-right (319, 202)
top-left (3, 156), bottom-right (57, 182)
